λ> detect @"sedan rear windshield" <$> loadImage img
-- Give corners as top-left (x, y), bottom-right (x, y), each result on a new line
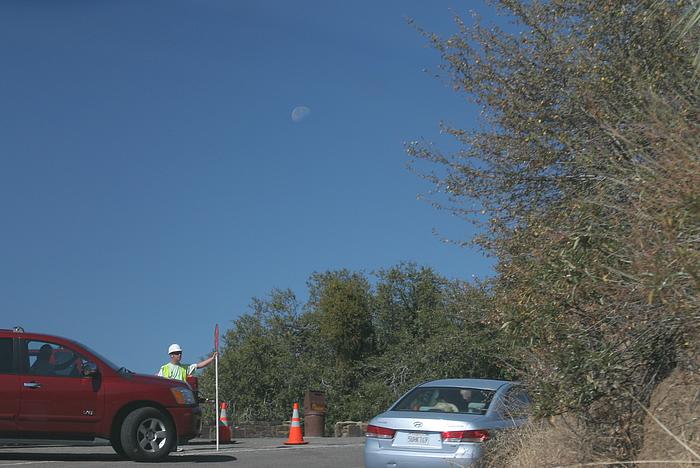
top-left (392, 387), bottom-right (496, 415)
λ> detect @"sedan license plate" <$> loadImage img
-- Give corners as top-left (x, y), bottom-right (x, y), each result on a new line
top-left (407, 432), bottom-right (430, 446)
top-left (392, 430), bottom-right (441, 449)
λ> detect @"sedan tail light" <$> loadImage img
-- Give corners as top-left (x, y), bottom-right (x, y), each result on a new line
top-left (366, 424), bottom-right (396, 439)
top-left (441, 429), bottom-right (490, 443)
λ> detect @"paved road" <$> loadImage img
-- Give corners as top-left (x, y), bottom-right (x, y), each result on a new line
top-left (0, 437), bottom-right (365, 468)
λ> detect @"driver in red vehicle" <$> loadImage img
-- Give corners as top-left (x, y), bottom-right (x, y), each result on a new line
top-left (30, 344), bottom-right (78, 376)
top-left (157, 343), bottom-right (216, 382)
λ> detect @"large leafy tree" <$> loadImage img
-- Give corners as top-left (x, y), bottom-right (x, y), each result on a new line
top-left (308, 270), bottom-right (374, 363)
top-left (199, 289), bottom-right (312, 422)
top-left (410, 0), bottom-right (699, 458)
top-left (201, 265), bottom-right (511, 427)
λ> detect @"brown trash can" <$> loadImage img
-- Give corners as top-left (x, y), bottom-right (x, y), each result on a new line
top-left (303, 390), bottom-right (327, 437)
top-left (304, 412), bottom-right (325, 437)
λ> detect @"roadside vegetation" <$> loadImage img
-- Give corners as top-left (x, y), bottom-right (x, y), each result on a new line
top-left (202, 0), bottom-right (699, 463)
top-left (408, 0), bottom-right (699, 463)
top-left (200, 263), bottom-right (514, 426)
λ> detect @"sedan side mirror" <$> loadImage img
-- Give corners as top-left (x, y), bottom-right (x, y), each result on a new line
top-left (82, 361), bottom-right (99, 377)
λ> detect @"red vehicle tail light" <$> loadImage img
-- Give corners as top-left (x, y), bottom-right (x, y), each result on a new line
top-left (366, 424), bottom-right (396, 439)
top-left (441, 429), bottom-right (490, 443)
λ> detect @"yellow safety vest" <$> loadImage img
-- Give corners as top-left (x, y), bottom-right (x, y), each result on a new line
top-left (159, 363), bottom-right (190, 381)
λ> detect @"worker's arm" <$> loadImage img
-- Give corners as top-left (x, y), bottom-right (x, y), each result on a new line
top-left (196, 352), bottom-right (217, 369)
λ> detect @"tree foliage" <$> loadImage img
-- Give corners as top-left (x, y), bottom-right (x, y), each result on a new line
top-left (310, 270), bottom-right (373, 363)
top-left (200, 264), bottom-right (514, 428)
top-left (409, 0), bottom-right (699, 459)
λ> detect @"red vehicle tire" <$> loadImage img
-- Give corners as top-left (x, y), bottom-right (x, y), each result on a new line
top-left (120, 407), bottom-right (176, 462)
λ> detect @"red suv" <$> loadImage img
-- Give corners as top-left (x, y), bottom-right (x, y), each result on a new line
top-left (0, 327), bottom-right (201, 462)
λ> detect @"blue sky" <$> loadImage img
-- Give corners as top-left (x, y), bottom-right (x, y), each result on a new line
top-left (1, 1), bottom-right (501, 374)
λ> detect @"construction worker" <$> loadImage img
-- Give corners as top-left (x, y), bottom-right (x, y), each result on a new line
top-left (157, 343), bottom-right (216, 452)
top-left (157, 343), bottom-right (216, 381)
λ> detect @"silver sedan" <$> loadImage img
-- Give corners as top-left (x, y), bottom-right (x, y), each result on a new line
top-left (364, 378), bottom-right (530, 468)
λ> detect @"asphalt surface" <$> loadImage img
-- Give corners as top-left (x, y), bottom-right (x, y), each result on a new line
top-left (0, 437), bottom-right (366, 467)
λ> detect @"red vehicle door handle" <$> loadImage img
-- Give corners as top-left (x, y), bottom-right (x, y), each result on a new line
top-left (23, 382), bottom-right (41, 389)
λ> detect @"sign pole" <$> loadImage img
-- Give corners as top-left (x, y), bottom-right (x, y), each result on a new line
top-left (215, 324), bottom-right (219, 451)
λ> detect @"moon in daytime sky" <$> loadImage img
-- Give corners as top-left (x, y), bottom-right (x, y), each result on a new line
top-left (291, 106), bottom-right (311, 122)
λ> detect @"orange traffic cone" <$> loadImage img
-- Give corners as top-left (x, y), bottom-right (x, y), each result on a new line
top-left (283, 402), bottom-right (308, 445)
top-left (218, 402), bottom-right (232, 443)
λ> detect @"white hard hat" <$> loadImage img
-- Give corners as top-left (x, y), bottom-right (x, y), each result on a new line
top-left (168, 343), bottom-right (183, 354)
